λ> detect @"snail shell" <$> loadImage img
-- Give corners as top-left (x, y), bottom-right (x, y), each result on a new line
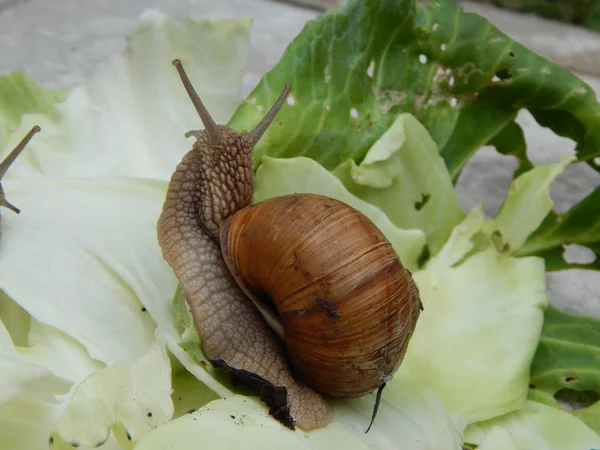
top-left (220, 193), bottom-right (421, 397)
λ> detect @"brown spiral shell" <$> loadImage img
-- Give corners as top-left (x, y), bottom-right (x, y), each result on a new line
top-left (220, 193), bottom-right (421, 398)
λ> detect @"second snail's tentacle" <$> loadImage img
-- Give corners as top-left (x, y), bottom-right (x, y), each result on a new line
top-left (0, 125), bottom-right (41, 213)
top-left (156, 133), bottom-right (331, 431)
top-left (0, 125), bottom-right (41, 179)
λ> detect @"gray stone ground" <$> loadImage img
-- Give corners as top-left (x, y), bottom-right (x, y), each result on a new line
top-left (0, 0), bottom-right (598, 317)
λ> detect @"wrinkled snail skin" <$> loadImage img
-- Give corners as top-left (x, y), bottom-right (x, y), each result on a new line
top-left (156, 60), bottom-right (331, 431)
top-left (220, 194), bottom-right (422, 398)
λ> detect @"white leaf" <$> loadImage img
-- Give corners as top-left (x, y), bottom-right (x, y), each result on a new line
top-left (0, 318), bottom-right (69, 449)
top-left (464, 400), bottom-right (600, 450)
top-left (17, 318), bottom-right (105, 388)
top-left (0, 178), bottom-right (173, 364)
top-left (3, 11), bottom-right (252, 181)
top-left (134, 395), bottom-right (368, 450)
top-left (55, 339), bottom-right (173, 448)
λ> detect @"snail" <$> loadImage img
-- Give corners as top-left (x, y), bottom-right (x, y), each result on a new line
top-left (0, 125), bottom-right (40, 214)
top-left (157, 59), bottom-right (422, 432)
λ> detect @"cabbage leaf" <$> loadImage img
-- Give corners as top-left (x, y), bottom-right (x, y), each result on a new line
top-left (0, 11), bottom-right (251, 181)
top-left (227, 0), bottom-right (600, 268)
top-left (0, 2), bottom-right (597, 450)
top-left (464, 400), bottom-right (600, 449)
top-left (400, 208), bottom-right (547, 425)
top-left (134, 376), bottom-right (465, 450)
top-left (528, 305), bottom-right (600, 434)
top-left (228, 0), bottom-right (600, 178)
top-left (332, 113), bottom-right (463, 254)
top-left (0, 318), bottom-right (68, 449)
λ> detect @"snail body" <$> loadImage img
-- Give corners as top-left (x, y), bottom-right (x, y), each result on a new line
top-left (157, 60), bottom-right (421, 432)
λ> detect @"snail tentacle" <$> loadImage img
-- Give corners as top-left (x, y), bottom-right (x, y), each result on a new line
top-left (0, 125), bottom-right (41, 214)
top-left (248, 84), bottom-right (291, 145)
top-left (172, 59), bottom-right (221, 143)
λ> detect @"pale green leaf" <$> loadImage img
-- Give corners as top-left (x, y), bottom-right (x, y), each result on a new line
top-left (475, 427), bottom-right (522, 450)
top-left (171, 368), bottom-right (220, 419)
top-left (0, 319), bottom-right (69, 449)
top-left (135, 373), bottom-right (464, 450)
top-left (400, 208), bottom-right (547, 425)
top-left (0, 71), bottom-right (66, 147)
top-left (332, 373), bottom-right (463, 449)
top-left (0, 291), bottom-right (30, 347)
top-left (464, 400), bottom-right (600, 450)
top-left (134, 395), bottom-right (368, 450)
top-left (17, 318), bottom-right (105, 387)
top-left (490, 156), bottom-right (575, 252)
top-left (55, 340), bottom-right (173, 448)
top-left (332, 113), bottom-right (464, 254)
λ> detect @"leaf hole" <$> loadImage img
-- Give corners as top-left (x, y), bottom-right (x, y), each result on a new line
top-left (418, 54), bottom-right (428, 64)
top-left (529, 383), bottom-right (536, 389)
top-left (495, 68), bottom-right (512, 80)
top-left (367, 60), bottom-right (375, 78)
top-left (563, 244), bottom-right (596, 264)
top-left (508, 50), bottom-right (516, 57)
top-left (414, 193), bottom-right (430, 211)
top-left (554, 387), bottom-right (600, 411)
top-left (565, 376), bottom-right (577, 382)
top-left (286, 95), bottom-right (296, 106)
